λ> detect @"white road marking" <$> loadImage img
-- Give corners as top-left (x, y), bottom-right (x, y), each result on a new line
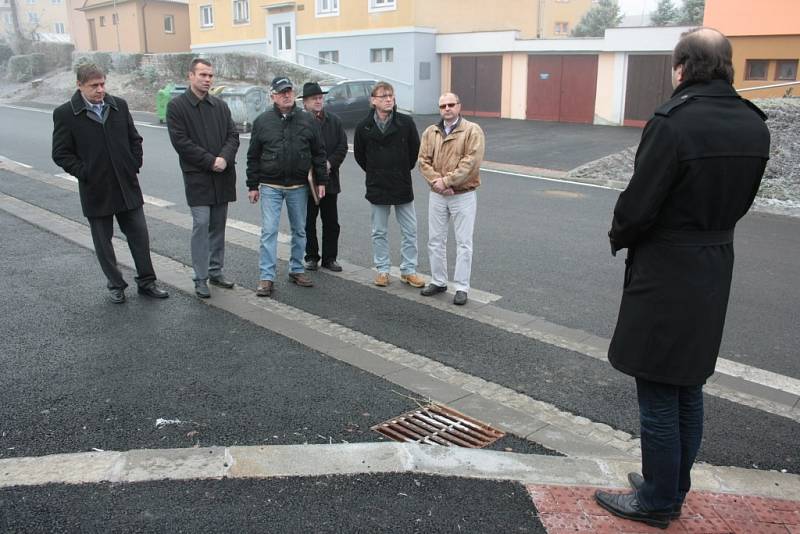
top-left (53, 171), bottom-right (175, 207)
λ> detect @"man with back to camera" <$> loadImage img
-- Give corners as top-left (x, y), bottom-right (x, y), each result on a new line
top-left (418, 92), bottom-right (485, 306)
top-left (166, 58), bottom-right (240, 298)
top-left (594, 28), bottom-right (770, 530)
top-left (353, 81), bottom-right (425, 289)
top-left (300, 81), bottom-right (349, 273)
top-left (246, 77), bottom-right (328, 298)
top-left (52, 63), bottom-right (169, 303)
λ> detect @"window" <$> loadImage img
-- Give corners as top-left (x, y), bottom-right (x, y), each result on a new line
top-left (419, 61), bottom-right (430, 80)
top-left (554, 21), bottom-right (569, 34)
top-left (369, 0), bottom-right (396, 13)
top-left (318, 50), bottom-right (339, 64)
top-left (164, 14), bottom-right (174, 33)
top-left (745, 59), bottom-right (768, 81)
top-left (327, 85), bottom-right (348, 100)
top-left (112, 13), bottom-right (118, 24)
top-left (200, 5), bottom-right (213, 27)
top-left (53, 21), bottom-right (65, 33)
top-left (25, 0), bottom-right (35, 5)
top-left (316, 0), bottom-right (338, 16)
top-left (99, 15), bottom-right (105, 26)
top-left (775, 60), bottom-right (798, 81)
top-left (370, 47), bottom-right (393, 63)
top-left (51, 0), bottom-right (62, 4)
top-left (28, 12), bottom-right (39, 23)
top-left (233, 0), bottom-right (249, 23)
top-left (2, 13), bottom-right (12, 25)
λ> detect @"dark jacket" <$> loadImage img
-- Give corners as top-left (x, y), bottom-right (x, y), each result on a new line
top-left (166, 89), bottom-right (239, 206)
top-left (608, 79), bottom-right (770, 386)
top-left (52, 91), bottom-right (144, 218)
top-left (312, 110), bottom-right (348, 195)
top-left (246, 104), bottom-right (328, 191)
top-left (353, 108), bottom-right (421, 205)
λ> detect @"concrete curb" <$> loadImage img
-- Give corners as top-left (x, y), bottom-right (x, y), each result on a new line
top-left (2, 443), bottom-right (799, 502)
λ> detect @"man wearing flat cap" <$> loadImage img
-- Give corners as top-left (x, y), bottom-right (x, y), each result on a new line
top-left (301, 82), bottom-right (348, 273)
top-left (246, 77), bottom-right (328, 297)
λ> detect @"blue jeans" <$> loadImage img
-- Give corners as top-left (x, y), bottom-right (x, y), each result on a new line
top-left (259, 184), bottom-right (308, 281)
top-left (370, 202), bottom-right (418, 275)
top-left (635, 377), bottom-right (704, 512)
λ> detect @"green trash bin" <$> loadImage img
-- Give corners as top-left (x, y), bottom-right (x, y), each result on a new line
top-left (156, 84), bottom-right (187, 123)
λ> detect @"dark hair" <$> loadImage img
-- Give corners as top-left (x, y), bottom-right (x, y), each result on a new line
top-left (76, 63), bottom-right (105, 84)
top-left (672, 27), bottom-right (734, 84)
top-left (190, 58), bottom-right (212, 72)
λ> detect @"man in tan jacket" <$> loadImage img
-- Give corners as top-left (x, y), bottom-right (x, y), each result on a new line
top-left (418, 92), bottom-right (485, 305)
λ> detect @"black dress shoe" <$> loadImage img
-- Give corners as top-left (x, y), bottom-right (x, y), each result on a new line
top-left (109, 288), bottom-right (126, 304)
top-left (594, 491), bottom-right (671, 529)
top-left (453, 290), bottom-right (468, 305)
top-left (321, 260), bottom-right (343, 272)
top-left (137, 283), bottom-right (169, 299)
top-left (420, 283), bottom-right (447, 296)
top-left (304, 260), bottom-right (319, 271)
top-left (195, 279), bottom-right (210, 298)
top-left (627, 473), bottom-right (682, 518)
top-left (208, 275), bottom-right (234, 289)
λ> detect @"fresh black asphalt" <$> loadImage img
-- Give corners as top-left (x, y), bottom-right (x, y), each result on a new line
top-left (0, 474), bottom-right (545, 533)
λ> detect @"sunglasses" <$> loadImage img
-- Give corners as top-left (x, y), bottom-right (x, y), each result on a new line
top-left (439, 102), bottom-right (459, 109)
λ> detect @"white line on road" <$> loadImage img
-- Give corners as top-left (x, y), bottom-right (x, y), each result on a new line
top-left (0, 155), bottom-right (32, 168)
top-left (52, 172), bottom-right (176, 207)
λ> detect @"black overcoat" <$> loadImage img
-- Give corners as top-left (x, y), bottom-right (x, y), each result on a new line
top-left (608, 80), bottom-right (770, 386)
top-left (315, 110), bottom-right (348, 195)
top-left (353, 108), bottom-right (420, 205)
top-left (52, 91), bottom-right (144, 218)
top-left (166, 89), bottom-right (239, 207)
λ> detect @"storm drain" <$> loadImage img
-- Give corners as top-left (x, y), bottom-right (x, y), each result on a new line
top-left (371, 404), bottom-right (505, 448)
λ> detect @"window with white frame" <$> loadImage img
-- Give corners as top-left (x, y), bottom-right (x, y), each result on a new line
top-left (53, 21), bottom-right (65, 32)
top-left (25, 0), bottom-right (36, 4)
top-left (370, 47), bottom-right (393, 63)
top-left (3, 12), bottom-right (14, 25)
top-left (112, 13), bottom-right (118, 24)
top-left (554, 21), bottom-right (569, 34)
top-left (200, 4), bottom-right (213, 27)
top-left (316, 0), bottom-right (338, 16)
top-left (51, 0), bottom-right (63, 4)
top-left (27, 11), bottom-right (39, 23)
top-left (318, 50), bottom-right (339, 64)
top-left (232, 0), bottom-right (249, 23)
top-left (164, 14), bottom-right (174, 33)
top-left (369, 0), bottom-right (396, 13)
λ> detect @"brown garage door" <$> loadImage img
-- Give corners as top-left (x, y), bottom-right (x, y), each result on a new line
top-left (451, 55), bottom-right (502, 117)
top-left (526, 54), bottom-right (598, 124)
top-left (624, 55), bottom-right (673, 127)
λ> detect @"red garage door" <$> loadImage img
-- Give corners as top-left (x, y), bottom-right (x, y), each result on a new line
top-left (526, 54), bottom-right (598, 124)
top-left (451, 55), bottom-right (502, 117)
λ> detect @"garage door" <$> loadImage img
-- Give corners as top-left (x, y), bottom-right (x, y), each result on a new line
top-left (450, 55), bottom-right (502, 117)
top-left (624, 54), bottom-right (673, 127)
top-left (526, 54), bottom-right (598, 124)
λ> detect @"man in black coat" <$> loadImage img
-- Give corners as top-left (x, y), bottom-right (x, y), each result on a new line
top-left (595, 28), bottom-right (770, 530)
top-left (300, 82), bottom-right (348, 272)
top-left (353, 81), bottom-right (424, 289)
top-left (167, 58), bottom-right (240, 298)
top-left (52, 63), bottom-right (169, 303)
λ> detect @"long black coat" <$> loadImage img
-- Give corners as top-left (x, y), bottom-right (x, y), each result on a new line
top-left (52, 91), bottom-right (144, 218)
top-left (166, 89), bottom-right (239, 207)
top-left (353, 108), bottom-right (420, 205)
top-left (314, 110), bottom-right (348, 195)
top-left (608, 80), bottom-right (770, 386)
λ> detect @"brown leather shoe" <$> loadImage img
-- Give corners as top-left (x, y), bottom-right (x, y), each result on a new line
top-left (400, 273), bottom-right (425, 288)
top-left (256, 280), bottom-right (273, 297)
top-left (374, 272), bottom-right (390, 287)
top-left (289, 272), bottom-right (314, 287)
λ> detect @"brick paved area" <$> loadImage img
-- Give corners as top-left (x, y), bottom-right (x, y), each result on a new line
top-left (527, 484), bottom-right (800, 533)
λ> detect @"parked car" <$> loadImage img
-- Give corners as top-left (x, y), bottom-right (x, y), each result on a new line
top-left (299, 79), bottom-right (377, 127)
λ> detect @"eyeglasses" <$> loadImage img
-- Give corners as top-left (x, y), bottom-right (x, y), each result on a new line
top-left (439, 102), bottom-right (460, 109)
top-left (373, 94), bottom-right (394, 99)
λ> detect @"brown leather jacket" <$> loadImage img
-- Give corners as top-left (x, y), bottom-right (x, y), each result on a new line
top-left (418, 116), bottom-right (485, 193)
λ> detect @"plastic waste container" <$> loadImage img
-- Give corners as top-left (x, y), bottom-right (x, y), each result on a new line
top-left (214, 85), bottom-right (269, 133)
top-left (156, 84), bottom-right (187, 123)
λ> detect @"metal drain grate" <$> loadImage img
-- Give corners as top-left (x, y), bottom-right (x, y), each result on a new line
top-left (371, 404), bottom-right (505, 448)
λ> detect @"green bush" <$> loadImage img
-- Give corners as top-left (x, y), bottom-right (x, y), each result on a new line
top-left (7, 53), bottom-right (45, 82)
top-left (31, 42), bottom-right (74, 71)
top-left (111, 53), bottom-right (143, 73)
top-left (72, 52), bottom-right (113, 72)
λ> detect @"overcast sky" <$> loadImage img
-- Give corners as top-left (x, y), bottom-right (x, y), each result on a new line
top-left (618, 0), bottom-right (664, 17)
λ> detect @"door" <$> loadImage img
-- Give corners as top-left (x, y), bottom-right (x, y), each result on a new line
top-left (450, 55), bottom-right (502, 117)
top-left (526, 55), bottom-right (563, 121)
top-left (624, 54), bottom-right (673, 127)
top-left (88, 19), bottom-right (97, 51)
top-left (272, 23), bottom-right (293, 62)
top-left (526, 54), bottom-right (598, 123)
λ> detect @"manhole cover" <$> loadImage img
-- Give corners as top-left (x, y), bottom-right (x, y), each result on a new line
top-left (371, 404), bottom-right (505, 448)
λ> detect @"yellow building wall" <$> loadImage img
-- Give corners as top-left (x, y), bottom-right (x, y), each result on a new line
top-left (594, 52), bottom-right (618, 125)
top-left (82, 3), bottom-right (142, 52)
top-left (540, 0), bottom-right (592, 38)
top-left (188, 0), bottom-right (271, 46)
top-left (6, 0), bottom-right (72, 36)
top-left (414, 0), bottom-right (537, 38)
top-left (440, 54), bottom-right (451, 93)
top-left (508, 52), bottom-right (528, 119)
top-left (730, 35), bottom-right (800, 98)
top-left (296, 0), bottom-right (414, 34)
top-left (143, 1), bottom-right (190, 52)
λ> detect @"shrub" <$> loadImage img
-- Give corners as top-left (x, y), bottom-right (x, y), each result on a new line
top-left (6, 53), bottom-right (45, 82)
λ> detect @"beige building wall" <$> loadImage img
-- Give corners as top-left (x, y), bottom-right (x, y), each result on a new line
top-left (143, 1), bottom-right (189, 52)
top-left (730, 35), bottom-right (800, 98)
top-left (415, 0), bottom-right (537, 38)
top-left (540, 0), bottom-right (592, 38)
top-left (508, 52), bottom-right (528, 119)
top-left (69, 0), bottom-right (91, 50)
top-left (295, 0), bottom-right (413, 35)
top-left (189, 0), bottom-right (269, 46)
top-left (81, 3), bottom-right (142, 52)
top-left (594, 52), bottom-right (618, 125)
top-left (440, 54), bottom-right (452, 93)
top-left (3, 0), bottom-right (73, 37)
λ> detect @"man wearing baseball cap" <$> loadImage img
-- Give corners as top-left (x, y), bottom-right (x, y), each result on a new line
top-left (246, 77), bottom-right (328, 297)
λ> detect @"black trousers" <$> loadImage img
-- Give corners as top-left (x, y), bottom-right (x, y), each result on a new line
top-left (305, 193), bottom-right (339, 264)
top-left (87, 206), bottom-right (157, 290)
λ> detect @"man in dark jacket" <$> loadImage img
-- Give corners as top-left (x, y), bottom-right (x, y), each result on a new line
top-left (594, 28), bottom-right (770, 530)
top-left (300, 82), bottom-right (348, 272)
top-left (353, 81), bottom-right (425, 289)
top-left (246, 77), bottom-right (328, 297)
top-left (167, 58), bottom-right (239, 298)
top-left (52, 63), bottom-right (169, 304)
